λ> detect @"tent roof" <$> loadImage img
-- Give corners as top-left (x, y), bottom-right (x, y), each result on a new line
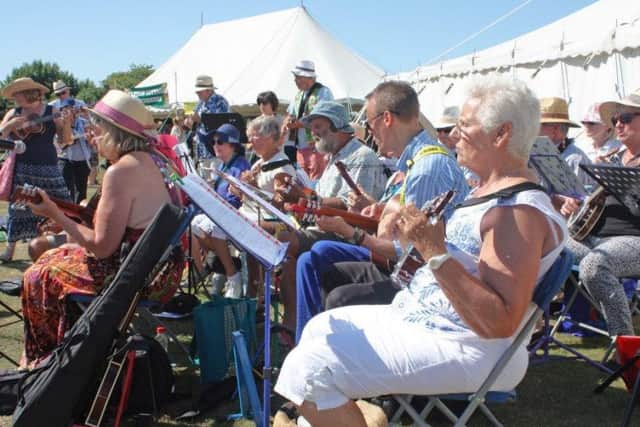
top-left (138, 7), bottom-right (385, 106)
top-left (394, 0), bottom-right (640, 82)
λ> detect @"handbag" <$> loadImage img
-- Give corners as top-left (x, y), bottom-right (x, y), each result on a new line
top-left (0, 151), bottom-right (17, 202)
top-left (191, 297), bottom-right (257, 384)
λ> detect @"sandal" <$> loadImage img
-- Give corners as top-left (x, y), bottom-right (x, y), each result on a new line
top-left (0, 243), bottom-right (16, 263)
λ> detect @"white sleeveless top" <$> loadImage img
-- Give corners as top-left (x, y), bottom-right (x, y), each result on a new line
top-left (391, 189), bottom-right (567, 339)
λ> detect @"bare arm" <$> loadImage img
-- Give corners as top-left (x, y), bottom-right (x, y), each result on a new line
top-left (29, 163), bottom-right (133, 258)
top-left (406, 204), bottom-right (548, 338)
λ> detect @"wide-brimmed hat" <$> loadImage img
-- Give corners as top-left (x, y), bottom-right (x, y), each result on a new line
top-left (599, 88), bottom-right (640, 127)
top-left (214, 123), bottom-right (241, 144)
top-left (432, 106), bottom-right (459, 130)
top-left (52, 80), bottom-right (69, 94)
top-left (195, 75), bottom-right (216, 92)
top-left (291, 60), bottom-right (317, 78)
top-left (581, 102), bottom-right (605, 125)
top-left (1, 77), bottom-right (50, 100)
top-left (90, 89), bottom-right (153, 139)
top-left (301, 101), bottom-right (354, 133)
top-left (539, 97), bottom-right (580, 128)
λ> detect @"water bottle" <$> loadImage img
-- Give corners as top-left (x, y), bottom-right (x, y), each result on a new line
top-left (154, 326), bottom-right (169, 353)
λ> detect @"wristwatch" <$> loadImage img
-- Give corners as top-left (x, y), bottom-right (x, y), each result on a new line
top-left (346, 227), bottom-right (366, 246)
top-left (427, 253), bottom-right (452, 271)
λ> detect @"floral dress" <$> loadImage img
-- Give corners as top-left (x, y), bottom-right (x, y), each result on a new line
top-left (21, 153), bottom-right (186, 367)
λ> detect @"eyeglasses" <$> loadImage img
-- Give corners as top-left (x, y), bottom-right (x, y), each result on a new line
top-left (365, 111), bottom-right (398, 131)
top-left (611, 112), bottom-right (640, 126)
top-left (436, 127), bottom-right (454, 134)
top-left (213, 138), bottom-right (227, 145)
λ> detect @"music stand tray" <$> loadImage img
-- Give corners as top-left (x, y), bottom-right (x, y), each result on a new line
top-left (201, 112), bottom-right (248, 144)
top-left (580, 164), bottom-right (640, 216)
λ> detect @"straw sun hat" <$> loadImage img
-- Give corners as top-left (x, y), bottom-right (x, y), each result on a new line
top-left (539, 97), bottom-right (580, 128)
top-left (1, 77), bottom-right (50, 100)
top-left (90, 89), bottom-right (154, 139)
top-left (599, 88), bottom-right (640, 127)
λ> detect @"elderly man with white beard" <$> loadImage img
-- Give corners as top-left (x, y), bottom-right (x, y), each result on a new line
top-left (272, 101), bottom-right (386, 334)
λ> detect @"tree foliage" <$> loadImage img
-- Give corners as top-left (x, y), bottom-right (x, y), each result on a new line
top-left (102, 64), bottom-right (154, 91)
top-left (1, 61), bottom-right (155, 117)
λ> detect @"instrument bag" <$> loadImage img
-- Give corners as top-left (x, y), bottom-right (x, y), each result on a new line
top-left (12, 203), bottom-right (184, 427)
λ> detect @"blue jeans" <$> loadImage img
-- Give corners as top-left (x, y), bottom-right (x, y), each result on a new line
top-left (295, 241), bottom-right (370, 342)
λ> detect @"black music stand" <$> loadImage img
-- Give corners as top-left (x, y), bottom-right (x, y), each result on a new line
top-left (201, 113), bottom-right (248, 144)
top-left (580, 164), bottom-right (640, 216)
top-left (529, 136), bottom-right (587, 198)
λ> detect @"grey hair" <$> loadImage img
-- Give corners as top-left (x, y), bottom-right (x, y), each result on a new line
top-left (466, 77), bottom-right (540, 160)
top-left (89, 112), bottom-right (150, 156)
top-left (247, 115), bottom-right (281, 141)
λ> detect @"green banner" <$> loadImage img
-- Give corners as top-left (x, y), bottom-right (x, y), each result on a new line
top-left (130, 83), bottom-right (167, 107)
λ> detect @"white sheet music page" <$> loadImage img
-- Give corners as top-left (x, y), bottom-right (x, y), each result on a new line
top-left (179, 173), bottom-right (288, 268)
top-left (210, 168), bottom-right (297, 230)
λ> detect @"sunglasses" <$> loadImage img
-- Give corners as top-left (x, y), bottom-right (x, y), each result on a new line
top-left (611, 112), bottom-right (640, 126)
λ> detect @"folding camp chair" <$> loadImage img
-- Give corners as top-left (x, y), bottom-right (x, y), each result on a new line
top-left (531, 266), bottom-right (639, 374)
top-left (390, 249), bottom-right (574, 427)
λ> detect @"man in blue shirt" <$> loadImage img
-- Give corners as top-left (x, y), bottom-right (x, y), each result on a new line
top-left (191, 75), bottom-right (230, 161)
top-left (292, 81), bottom-right (470, 340)
top-left (51, 80), bottom-right (91, 203)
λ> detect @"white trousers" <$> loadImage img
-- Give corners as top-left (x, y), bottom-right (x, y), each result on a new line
top-left (274, 305), bottom-right (529, 411)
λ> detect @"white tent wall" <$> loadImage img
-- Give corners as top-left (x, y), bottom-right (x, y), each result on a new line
top-left (138, 7), bottom-right (384, 107)
top-left (391, 0), bottom-right (640, 127)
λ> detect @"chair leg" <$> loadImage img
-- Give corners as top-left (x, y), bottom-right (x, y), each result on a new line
top-left (0, 349), bottom-right (19, 367)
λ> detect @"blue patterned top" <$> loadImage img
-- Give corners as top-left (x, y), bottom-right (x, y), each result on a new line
top-left (391, 189), bottom-right (567, 339)
top-left (51, 98), bottom-right (91, 162)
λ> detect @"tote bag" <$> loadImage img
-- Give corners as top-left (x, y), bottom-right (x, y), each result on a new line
top-left (0, 151), bottom-right (17, 201)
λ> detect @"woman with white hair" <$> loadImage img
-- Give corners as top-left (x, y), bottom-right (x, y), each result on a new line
top-left (274, 77), bottom-right (567, 426)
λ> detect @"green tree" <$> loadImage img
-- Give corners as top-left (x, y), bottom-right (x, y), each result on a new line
top-left (102, 64), bottom-right (154, 91)
top-left (76, 79), bottom-right (105, 105)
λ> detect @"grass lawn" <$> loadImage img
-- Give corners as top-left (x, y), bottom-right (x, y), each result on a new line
top-left (0, 195), bottom-right (638, 426)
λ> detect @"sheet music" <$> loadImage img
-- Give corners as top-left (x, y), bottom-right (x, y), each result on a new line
top-left (580, 164), bottom-right (640, 216)
top-left (179, 174), bottom-right (288, 268)
top-left (210, 168), bottom-right (297, 230)
top-left (529, 136), bottom-right (586, 198)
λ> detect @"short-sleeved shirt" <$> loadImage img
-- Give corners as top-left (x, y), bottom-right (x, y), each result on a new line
top-left (51, 98), bottom-right (91, 162)
top-left (396, 130), bottom-right (469, 217)
top-left (315, 138), bottom-right (386, 204)
top-left (195, 93), bottom-right (231, 159)
top-left (558, 139), bottom-right (594, 188)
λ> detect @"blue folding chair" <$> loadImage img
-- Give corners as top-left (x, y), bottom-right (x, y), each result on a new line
top-left (391, 249), bottom-right (574, 427)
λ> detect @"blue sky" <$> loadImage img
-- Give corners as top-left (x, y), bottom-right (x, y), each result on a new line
top-left (2, 0), bottom-right (596, 83)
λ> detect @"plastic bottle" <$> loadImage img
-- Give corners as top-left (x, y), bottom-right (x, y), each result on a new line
top-left (155, 326), bottom-right (169, 353)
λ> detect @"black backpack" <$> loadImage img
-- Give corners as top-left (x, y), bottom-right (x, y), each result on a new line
top-left (117, 334), bottom-right (175, 415)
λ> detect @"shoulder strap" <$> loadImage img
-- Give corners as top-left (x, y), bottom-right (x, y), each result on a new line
top-left (456, 182), bottom-right (547, 209)
top-left (261, 158), bottom-right (291, 172)
top-left (399, 144), bottom-right (451, 205)
top-left (296, 82), bottom-right (324, 120)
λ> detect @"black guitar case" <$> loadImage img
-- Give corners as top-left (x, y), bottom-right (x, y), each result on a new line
top-left (12, 203), bottom-right (186, 427)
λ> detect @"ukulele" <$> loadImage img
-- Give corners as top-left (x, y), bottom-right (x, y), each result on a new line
top-left (389, 190), bottom-right (456, 289)
top-left (11, 184), bottom-right (96, 227)
top-left (285, 198), bottom-right (379, 233)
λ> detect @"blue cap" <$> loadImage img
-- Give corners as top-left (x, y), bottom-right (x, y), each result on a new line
top-left (213, 123), bottom-right (241, 144)
top-left (301, 101), bottom-right (354, 133)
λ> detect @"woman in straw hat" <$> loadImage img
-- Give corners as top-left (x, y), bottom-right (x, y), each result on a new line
top-left (0, 77), bottom-right (72, 262)
top-left (561, 89), bottom-right (640, 340)
top-left (19, 90), bottom-right (186, 368)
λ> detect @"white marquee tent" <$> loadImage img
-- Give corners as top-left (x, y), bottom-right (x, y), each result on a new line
top-left (391, 0), bottom-right (640, 125)
top-left (137, 7), bottom-right (385, 107)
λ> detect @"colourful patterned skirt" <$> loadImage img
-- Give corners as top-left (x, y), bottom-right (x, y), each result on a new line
top-left (8, 161), bottom-right (71, 242)
top-left (21, 228), bottom-right (185, 366)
